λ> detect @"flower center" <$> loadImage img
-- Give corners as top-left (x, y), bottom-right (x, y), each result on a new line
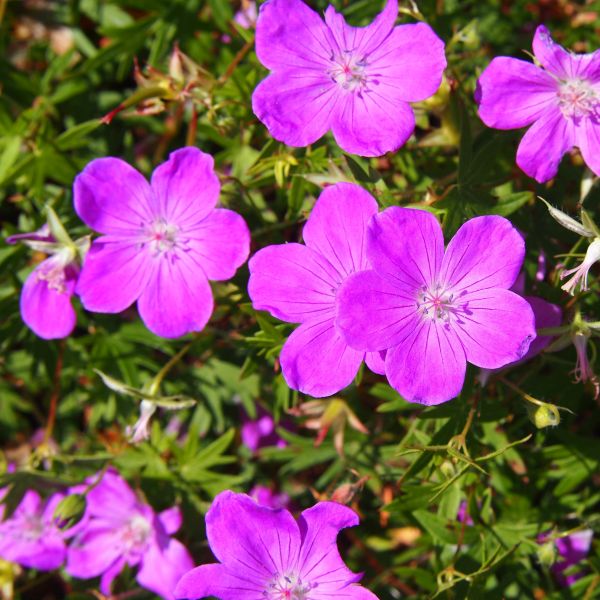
top-left (416, 284), bottom-right (457, 322)
top-left (263, 572), bottom-right (312, 600)
top-left (557, 79), bottom-right (599, 120)
top-left (121, 515), bottom-right (152, 554)
top-left (37, 263), bottom-right (68, 293)
top-left (146, 219), bottom-right (179, 255)
top-left (329, 50), bottom-right (368, 92)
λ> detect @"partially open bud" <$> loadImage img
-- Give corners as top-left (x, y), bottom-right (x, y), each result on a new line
top-left (527, 401), bottom-right (560, 429)
top-left (53, 493), bottom-right (87, 530)
top-left (561, 238), bottom-right (600, 295)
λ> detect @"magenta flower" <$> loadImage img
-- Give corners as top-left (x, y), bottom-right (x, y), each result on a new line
top-left (7, 225), bottom-right (79, 339)
top-left (241, 405), bottom-right (288, 452)
top-left (477, 25), bottom-right (600, 183)
top-left (0, 490), bottom-right (67, 570)
top-left (74, 147), bottom-right (250, 338)
top-left (252, 0), bottom-right (446, 157)
top-left (337, 209), bottom-right (536, 405)
top-left (248, 183), bottom-right (385, 397)
top-left (66, 469), bottom-right (193, 599)
top-left (553, 530), bottom-right (593, 586)
top-left (175, 490), bottom-right (379, 599)
top-left (249, 485), bottom-right (290, 510)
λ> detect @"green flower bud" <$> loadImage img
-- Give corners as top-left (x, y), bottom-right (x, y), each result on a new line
top-left (53, 493), bottom-right (87, 530)
top-left (537, 539), bottom-right (557, 567)
top-left (527, 402), bottom-right (560, 429)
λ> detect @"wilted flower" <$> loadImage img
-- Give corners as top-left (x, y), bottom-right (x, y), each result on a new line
top-left (572, 330), bottom-right (600, 397)
top-left (175, 490), bottom-right (379, 599)
top-left (6, 217), bottom-right (86, 340)
top-left (561, 238), bottom-right (600, 295)
top-left (66, 469), bottom-right (193, 599)
top-left (337, 209), bottom-right (536, 404)
top-left (0, 490), bottom-right (67, 570)
top-left (74, 147), bottom-right (250, 338)
top-left (477, 25), bottom-right (600, 182)
top-left (249, 183), bottom-right (385, 397)
top-left (252, 0), bottom-right (446, 156)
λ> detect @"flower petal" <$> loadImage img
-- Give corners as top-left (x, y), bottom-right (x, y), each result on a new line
top-left (365, 350), bottom-right (386, 375)
top-left (280, 317), bottom-right (364, 397)
top-left (137, 539), bottom-right (194, 600)
top-left (66, 526), bottom-right (124, 579)
top-left (476, 57), bottom-right (557, 129)
top-left (336, 270), bottom-right (420, 352)
top-left (248, 243), bottom-right (339, 324)
top-left (158, 506), bottom-right (183, 536)
top-left (252, 71), bottom-right (339, 147)
top-left (367, 23), bottom-right (446, 102)
top-left (174, 563), bottom-right (261, 600)
top-left (84, 469), bottom-right (138, 519)
top-left (297, 502), bottom-right (361, 591)
top-left (137, 254), bottom-right (214, 338)
top-left (516, 106), bottom-right (575, 183)
top-left (332, 91), bottom-right (415, 156)
top-left (74, 157), bottom-right (154, 235)
top-left (522, 296), bottom-right (562, 360)
top-left (21, 259), bottom-right (77, 340)
top-left (323, 0), bottom-right (398, 58)
top-left (186, 208), bottom-right (250, 281)
top-left (255, 0), bottom-right (332, 71)
top-left (532, 25), bottom-right (574, 79)
top-left (576, 118), bottom-right (600, 177)
top-left (77, 239), bottom-right (152, 313)
top-left (385, 319), bottom-right (467, 405)
top-left (150, 147), bottom-right (220, 227)
top-left (204, 491), bottom-right (301, 579)
top-left (452, 288), bottom-right (536, 369)
top-left (367, 207), bottom-right (444, 289)
top-left (302, 182), bottom-right (378, 277)
top-left (439, 216), bottom-right (524, 294)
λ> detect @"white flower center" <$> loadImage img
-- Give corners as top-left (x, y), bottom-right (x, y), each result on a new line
top-left (37, 263), bottom-right (68, 293)
top-left (263, 572), bottom-right (312, 600)
top-left (557, 79), bottom-right (599, 119)
top-left (146, 219), bottom-right (179, 255)
top-left (121, 514), bottom-right (152, 553)
top-left (329, 50), bottom-right (368, 92)
top-left (416, 284), bottom-right (459, 322)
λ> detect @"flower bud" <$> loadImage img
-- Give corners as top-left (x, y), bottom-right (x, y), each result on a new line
top-left (53, 493), bottom-right (87, 530)
top-left (537, 539), bottom-right (557, 567)
top-left (527, 401), bottom-right (560, 429)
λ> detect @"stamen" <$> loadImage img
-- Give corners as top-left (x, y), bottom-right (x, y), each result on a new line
top-left (557, 79), bottom-right (599, 120)
top-left (328, 50), bottom-right (368, 92)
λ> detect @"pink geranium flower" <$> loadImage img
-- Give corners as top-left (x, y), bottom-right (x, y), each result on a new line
top-left (477, 25), bottom-right (600, 182)
top-left (74, 147), bottom-right (250, 338)
top-left (252, 0), bottom-right (446, 157)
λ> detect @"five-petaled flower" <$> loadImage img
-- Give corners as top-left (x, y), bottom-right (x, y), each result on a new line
top-left (336, 209), bottom-right (536, 405)
top-left (74, 147), bottom-right (250, 338)
top-left (0, 489), bottom-right (67, 570)
top-left (66, 469), bottom-right (193, 600)
top-left (174, 490), bottom-right (379, 600)
top-left (477, 25), bottom-right (600, 183)
top-left (248, 182), bottom-right (385, 397)
top-left (252, 0), bottom-right (446, 157)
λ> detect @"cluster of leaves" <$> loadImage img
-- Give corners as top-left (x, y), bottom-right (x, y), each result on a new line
top-left (1, 0), bottom-right (599, 599)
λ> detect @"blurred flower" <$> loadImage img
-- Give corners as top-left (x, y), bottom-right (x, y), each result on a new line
top-left (234, 1), bottom-right (258, 29)
top-left (456, 501), bottom-right (474, 526)
top-left (74, 147), bottom-right (250, 338)
top-left (249, 183), bottom-right (384, 397)
top-left (252, 0), bottom-right (446, 156)
top-left (553, 530), bottom-right (593, 586)
top-left (337, 210), bottom-right (535, 404)
top-left (0, 490), bottom-right (67, 570)
top-left (175, 490), bottom-right (379, 599)
top-left (6, 217), bottom-right (86, 339)
top-left (477, 25), bottom-right (600, 182)
top-left (66, 469), bottom-right (193, 599)
top-left (241, 405), bottom-right (288, 452)
top-left (249, 485), bottom-right (290, 510)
